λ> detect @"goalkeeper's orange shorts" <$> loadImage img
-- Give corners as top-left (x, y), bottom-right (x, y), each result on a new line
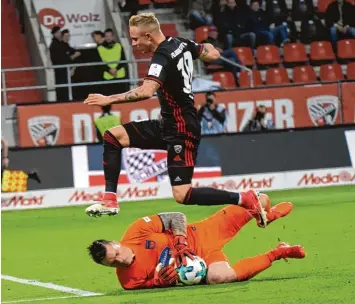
top-left (188, 205), bottom-right (252, 266)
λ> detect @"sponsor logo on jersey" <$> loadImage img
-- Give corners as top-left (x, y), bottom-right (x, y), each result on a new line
top-left (28, 116), bottom-right (60, 146)
top-left (148, 64), bottom-right (163, 77)
top-left (306, 95), bottom-right (339, 126)
top-left (145, 240), bottom-right (156, 250)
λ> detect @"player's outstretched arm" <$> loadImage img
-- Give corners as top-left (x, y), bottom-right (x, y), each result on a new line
top-left (198, 43), bottom-right (221, 63)
top-left (159, 212), bottom-right (187, 236)
top-left (83, 79), bottom-right (160, 106)
top-left (159, 212), bottom-right (195, 267)
top-left (109, 79), bottom-right (160, 103)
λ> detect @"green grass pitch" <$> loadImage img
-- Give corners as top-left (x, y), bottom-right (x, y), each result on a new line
top-left (2, 185), bottom-right (355, 304)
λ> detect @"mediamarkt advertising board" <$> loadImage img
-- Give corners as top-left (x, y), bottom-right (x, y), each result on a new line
top-left (2, 167), bottom-right (355, 211)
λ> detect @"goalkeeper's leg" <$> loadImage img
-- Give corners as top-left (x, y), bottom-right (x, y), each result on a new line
top-left (206, 243), bottom-right (306, 284)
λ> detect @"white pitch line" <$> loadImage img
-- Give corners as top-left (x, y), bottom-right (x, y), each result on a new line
top-left (2, 295), bottom-right (89, 303)
top-left (1, 274), bottom-right (103, 297)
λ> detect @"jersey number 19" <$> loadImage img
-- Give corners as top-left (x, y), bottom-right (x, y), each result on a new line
top-left (177, 51), bottom-right (193, 94)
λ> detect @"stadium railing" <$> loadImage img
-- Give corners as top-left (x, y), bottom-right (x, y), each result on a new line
top-left (1, 55), bottom-right (253, 104)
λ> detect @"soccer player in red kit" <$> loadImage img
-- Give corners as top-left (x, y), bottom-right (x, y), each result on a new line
top-left (87, 195), bottom-right (305, 290)
top-left (83, 13), bottom-right (267, 227)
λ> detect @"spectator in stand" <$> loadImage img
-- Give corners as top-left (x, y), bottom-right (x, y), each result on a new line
top-left (61, 29), bottom-right (81, 80)
top-left (242, 105), bottom-right (274, 132)
top-left (214, 0), bottom-right (255, 49)
top-left (325, 0), bottom-right (355, 49)
top-left (246, 0), bottom-right (289, 47)
top-left (92, 31), bottom-right (105, 46)
top-left (118, 0), bottom-right (139, 18)
top-left (50, 26), bottom-right (72, 101)
top-left (198, 92), bottom-right (227, 135)
top-left (61, 29), bottom-right (81, 63)
top-left (97, 28), bottom-right (128, 95)
top-left (202, 26), bottom-right (241, 81)
top-left (94, 105), bottom-right (121, 144)
top-left (189, 0), bottom-right (214, 28)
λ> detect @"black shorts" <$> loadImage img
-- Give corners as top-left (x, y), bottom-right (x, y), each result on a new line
top-left (123, 120), bottom-right (200, 186)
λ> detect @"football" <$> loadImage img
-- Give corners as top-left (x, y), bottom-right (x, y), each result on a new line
top-left (176, 256), bottom-right (207, 285)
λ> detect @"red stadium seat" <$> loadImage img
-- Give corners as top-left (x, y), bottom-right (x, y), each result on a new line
top-left (310, 41), bottom-right (335, 63)
top-left (238, 69), bottom-right (263, 87)
top-left (266, 67), bottom-right (290, 85)
top-left (233, 47), bottom-right (255, 67)
top-left (293, 66), bottom-right (317, 83)
top-left (317, 0), bottom-right (335, 13)
top-left (256, 45), bottom-right (282, 66)
top-left (283, 43), bottom-right (308, 65)
top-left (139, 0), bottom-right (152, 4)
top-left (160, 23), bottom-right (178, 37)
top-left (212, 72), bottom-right (236, 89)
top-left (320, 64), bottom-right (344, 81)
top-left (337, 39), bottom-right (355, 61)
top-left (347, 62), bottom-right (355, 79)
top-left (195, 26), bottom-right (209, 44)
top-left (205, 64), bottom-right (225, 73)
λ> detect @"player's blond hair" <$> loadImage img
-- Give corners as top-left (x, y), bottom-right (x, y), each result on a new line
top-left (129, 13), bottom-right (160, 32)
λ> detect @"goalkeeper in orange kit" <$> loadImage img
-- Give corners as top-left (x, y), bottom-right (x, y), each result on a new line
top-left (87, 194), bottom-right (306, 289)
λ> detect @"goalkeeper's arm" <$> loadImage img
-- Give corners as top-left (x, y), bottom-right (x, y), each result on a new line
top-left (158, 212), bottom-right (187, 237)
top-left (158, 212), bottom-right (195, 267)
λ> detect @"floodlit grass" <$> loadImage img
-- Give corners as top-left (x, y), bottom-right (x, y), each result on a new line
top-left (2, 185), bottom-right (355, 303)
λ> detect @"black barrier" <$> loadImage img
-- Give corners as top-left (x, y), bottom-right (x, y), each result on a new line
top-left (7, 124), bottom-right (355, 191)
top-left (7, 146), bottom-right (74, 190)
top-left (197, 124), bottom-right (355, 175)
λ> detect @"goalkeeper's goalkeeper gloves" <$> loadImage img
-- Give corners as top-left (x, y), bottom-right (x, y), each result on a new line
top-left (154, 260), bottom-right (178, 287)
top-left (174, 235), bottom-right (195, 267)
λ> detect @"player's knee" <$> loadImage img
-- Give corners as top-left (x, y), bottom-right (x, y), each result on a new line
top-left (207, 272), bottom-right (227, 285)
top-left (172, 186), bottom-right (191, 204)
top-left (172, 189), bottom-right (186, 204)
top-left (105, 126), bottom-right (129, 147)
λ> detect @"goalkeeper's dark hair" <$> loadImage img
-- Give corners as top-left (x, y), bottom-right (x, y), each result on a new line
top-left (87, 239), bottom-right (110, 264)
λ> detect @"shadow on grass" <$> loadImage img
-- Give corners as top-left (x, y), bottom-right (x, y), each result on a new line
top-left (104, 274), bottom-right (311, 297)
top-left (105, 281), bottom-right (253, 297)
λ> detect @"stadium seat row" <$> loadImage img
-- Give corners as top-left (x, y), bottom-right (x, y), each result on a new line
top-left (234, 40), bottom-right (355, 68)
top-left (212, 62), bottom-right (355, 89)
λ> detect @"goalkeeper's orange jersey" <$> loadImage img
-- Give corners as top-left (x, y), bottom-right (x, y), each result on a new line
top-left (115, 215), bottom-right (198, 290)
top-left (116, 206), bottom-right (246, 289)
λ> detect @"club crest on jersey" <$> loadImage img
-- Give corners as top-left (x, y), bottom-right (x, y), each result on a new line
top-left (28, 116), bottom-right (60, 146)
top-left (174, 145), bottom-right (182, 154)
top-left (145, 240), bottom-right (156, 250)
top-left (306, 95), bottom-right (339, 126)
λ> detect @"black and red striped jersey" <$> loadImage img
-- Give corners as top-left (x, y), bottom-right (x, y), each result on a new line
top-left (145, 37), bottom-right (203, 139)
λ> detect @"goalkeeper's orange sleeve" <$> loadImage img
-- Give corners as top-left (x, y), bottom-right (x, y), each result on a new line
top-left (119, 277), bottom-right (155, 290)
